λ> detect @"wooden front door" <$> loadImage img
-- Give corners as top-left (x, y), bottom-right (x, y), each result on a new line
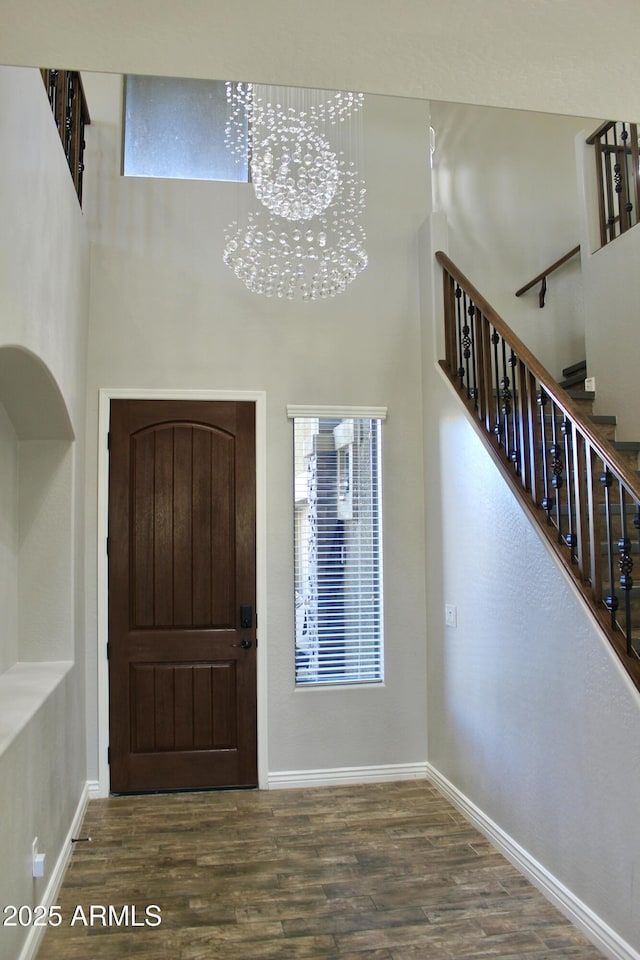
top-left (108, 399), bottom-right (257, 793)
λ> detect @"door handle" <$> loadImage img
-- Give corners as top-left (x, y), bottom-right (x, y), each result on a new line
top-left (231, 638), bottom-right (253, 650)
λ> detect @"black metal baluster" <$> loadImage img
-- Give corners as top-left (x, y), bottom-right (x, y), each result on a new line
top-left (75, 121), bottom-right (87, 206)
top-left (549, 402), bottom-right (564, 542)
top-left (561, 418), bottom-right (576, 562)
top-left (64, 72), bottom-right (75, 166)
top-left (618, 487), bottom-right (634, 655)
top-left (468, 302), bottom-right (478, 407)
top-left (600, 467), bottom-right (618, 628)
top-left (455, 284), bottom-right (464, 390)
top-left (492, 328), bottom-right (501, 445)
top-left (613, 122), bottom-right (623, 236)
top-left (508, 350), bottom-right (519, 472)
top-left (603, 129), bottom-right (616, 241)
top-left (46, 69), bottom-right (58, 117)
top-left (77, 115), bottom-right (86, 206)
top-left (462, 293), bottom-right (472, 400)
top-left (620, 123), bottom-right (634, 231)
top-left (538, 389), bottom-right (552, 519)
top-left (500, 338), bottom-right (512, 460)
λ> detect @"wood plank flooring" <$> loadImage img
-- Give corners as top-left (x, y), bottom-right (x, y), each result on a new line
top-left (36, 779), bottom-right (605, 959)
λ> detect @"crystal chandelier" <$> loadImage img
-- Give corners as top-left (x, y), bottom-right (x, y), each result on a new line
top-left (223, 83), bottom-right (367, 300)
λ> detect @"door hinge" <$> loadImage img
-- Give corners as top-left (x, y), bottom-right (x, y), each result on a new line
top-left (106, 536), bottom-right (109, 556)
top-left (107, 431), bottom-right (110, 450)
top-left (106, 642), bottom-right (110, 660)
top-left (107, 746), bottom-right (111, 765)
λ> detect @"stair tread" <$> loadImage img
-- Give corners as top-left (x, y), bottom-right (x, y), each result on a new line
top-left (590, 415), bottom-right (617, 425)
top-left (562, 360), bottom-right (587, 377)
top-left (560, 374), bottom-right (587, 389)
top-left (566, 389), bottom-right (596, 400)
top-left (613, 440), bottom-right (640, 451)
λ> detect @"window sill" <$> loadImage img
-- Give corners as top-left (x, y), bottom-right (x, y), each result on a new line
top-left (0, 661), bottom-right (73, 757)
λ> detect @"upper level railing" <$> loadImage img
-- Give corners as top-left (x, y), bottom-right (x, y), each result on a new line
top-left (437, 250), bottom-right (640, 690)
top-left (587, 120), bottom-right (640, 248)
top-left (515, 244), bottom-right (580, 307)
top-left (41, 69), bottom-right (90, 207)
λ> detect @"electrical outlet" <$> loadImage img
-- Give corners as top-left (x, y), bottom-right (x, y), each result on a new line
top-left (585, 376), bottom-right (596, 392)
top-left (32, 837), bottom-right (45, 878)
top-left (445, 604), bottom-right (457, 628)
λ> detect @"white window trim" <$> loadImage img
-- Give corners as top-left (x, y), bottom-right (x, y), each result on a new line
top-left (287, 405), bottom-right (387, 421)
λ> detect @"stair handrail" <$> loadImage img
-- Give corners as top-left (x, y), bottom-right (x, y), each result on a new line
top-left (439, 250), bottom-right (638, 488)
top-left (515, 244), bottom-right (581, 308)
top-left (437, 249), bottom-right (640, 687)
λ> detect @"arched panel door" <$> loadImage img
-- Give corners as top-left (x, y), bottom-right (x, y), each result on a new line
top-left (108, 399), bottom-right (256, 793)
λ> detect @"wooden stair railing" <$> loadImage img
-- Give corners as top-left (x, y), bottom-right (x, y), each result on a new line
top-left (515, 245), bottom-right (580, 308)
top-left (41, 69), bottom-right (90, 207)
top-left (437, 250), bottom-right (640, 691)
top-left (586, 120), bottom-right (640, 247)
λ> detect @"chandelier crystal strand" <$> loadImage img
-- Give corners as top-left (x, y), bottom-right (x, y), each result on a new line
top-left (223, 163), bottom-right (367, 300)
top-left (223, 82), bottom-right (367, 301)
top-left (250, 121), bottom-right (340, 221)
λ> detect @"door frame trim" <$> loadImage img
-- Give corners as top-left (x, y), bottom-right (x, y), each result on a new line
top-left (96, 387), bottom-right (268, 797)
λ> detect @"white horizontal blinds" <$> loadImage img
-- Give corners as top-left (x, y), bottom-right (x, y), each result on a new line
top-left (293, 415), bottom-right (384, 685)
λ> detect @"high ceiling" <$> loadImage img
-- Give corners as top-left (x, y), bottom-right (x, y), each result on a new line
top-left (0, 0), bottom-right (638, 121)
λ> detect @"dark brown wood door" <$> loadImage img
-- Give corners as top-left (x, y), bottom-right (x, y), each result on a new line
top-left (108, 399), bottom-right (257, 793)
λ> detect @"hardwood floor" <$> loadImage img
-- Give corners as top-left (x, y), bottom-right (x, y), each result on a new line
top-left (36, 779), bottom-right (605, 959)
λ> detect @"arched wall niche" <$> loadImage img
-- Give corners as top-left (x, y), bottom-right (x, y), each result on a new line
top-left (0, 345), bottom-right (74, 672)
top-left (0, 346), bottom-right (74, 442)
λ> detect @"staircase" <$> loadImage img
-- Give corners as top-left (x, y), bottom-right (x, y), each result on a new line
top-left (437, 250), bottom-right (640, 692)
top-left (560, 360), bottom-right (640, 628)
top-left (561, 359), bottom-right (640, 469)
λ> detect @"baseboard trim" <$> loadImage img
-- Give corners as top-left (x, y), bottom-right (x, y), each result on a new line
top-left (17, 781), bottom-right (91, 960)
top-left (268, 761), bottom-right (428, 790)
top-left (87, 779), bottom-right (101, 800)
top-left (425, 763), bottom-right (639, 960)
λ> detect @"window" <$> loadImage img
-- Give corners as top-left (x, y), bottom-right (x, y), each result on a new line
top-left (122, 75), bottom-right (249, 182)
top-left (289, 406), bottom-right (386, 685)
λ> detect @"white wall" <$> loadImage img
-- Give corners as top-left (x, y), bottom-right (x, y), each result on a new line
top-left (2, 0), bottom-right (640, 121)
top-left (422, 215), bottom-right (640, 953)
top-left (0, 403), bottom-right (18, 673)
top-left (430, 101), bottom-right (599, 377)
top-left (83, 75), bottom-right (431, 781)
top-left (580, 225), bottom-right (640, 441)
top-left (2, 7), bottom-right (640, 957)
top-left (19, 441), bottom-right (75, 662)
top-left (0, 66), bottom-right (88, 960)
top-left (0, 69), bottom-right (88, 426)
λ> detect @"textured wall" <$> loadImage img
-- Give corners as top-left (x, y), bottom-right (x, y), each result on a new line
top-left (430, 101), bottom-right (595, 377)
top-left (421, 214), bottom-right (640, 951)
top-left (0, 405), bottom-right (18, 673)
top-left (0, 66), bottom-right (88, 960)
top-left (0, 0), bottom-right (639, 121)
top-left (83, 77), bottom-right (431, 779)
top-left (580, 224), bottom-right (640, 441)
